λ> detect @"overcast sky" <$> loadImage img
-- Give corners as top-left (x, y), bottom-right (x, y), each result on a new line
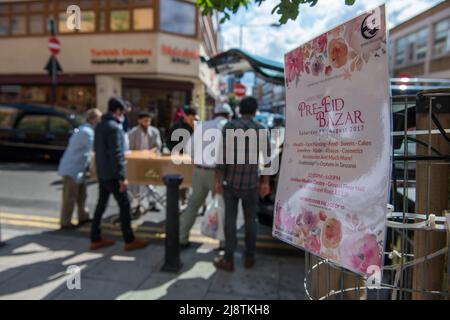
top-left (221, 0), bottom-right (444, 62)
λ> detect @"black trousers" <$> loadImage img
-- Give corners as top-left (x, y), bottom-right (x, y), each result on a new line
top-left (91, 179), bottom-right (134, 243)
top-left (223, 186), bottom-right (258, 262)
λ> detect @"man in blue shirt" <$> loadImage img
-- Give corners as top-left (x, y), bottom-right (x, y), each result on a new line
top-left (58, 108), bottom-right (102, 230)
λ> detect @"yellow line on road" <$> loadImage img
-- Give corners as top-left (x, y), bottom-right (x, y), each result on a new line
top-left (0, 212), bottom-right (60, 223)
top-left (0, 211), bottom-right (290, 249)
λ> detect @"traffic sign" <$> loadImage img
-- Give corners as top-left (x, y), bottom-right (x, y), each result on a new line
top-left (233, 83), bottom-right (247, 98)
top-left (44, 56), bottom-right (63, 76)
top-left (48, 37), bottom-right (61, 55)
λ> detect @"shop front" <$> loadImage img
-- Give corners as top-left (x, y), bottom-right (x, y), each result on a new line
top-left (0, 31), bottom-right (218, 131)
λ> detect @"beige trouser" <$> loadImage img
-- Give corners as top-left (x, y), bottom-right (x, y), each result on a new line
top-left (60, 176), bottom-right (89, 227)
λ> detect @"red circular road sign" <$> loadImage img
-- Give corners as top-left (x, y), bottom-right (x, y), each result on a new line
top-left (233, 83), bottom-right (247, 98)
top-left (48, 37), bottom-right (61, 55)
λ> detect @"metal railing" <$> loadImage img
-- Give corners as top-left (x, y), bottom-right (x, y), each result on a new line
top-left (304, 89), bottom-right (450, 300)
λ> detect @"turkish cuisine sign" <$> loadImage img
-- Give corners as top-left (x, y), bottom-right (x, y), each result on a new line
top-left (273, 5), bottom-right (391, 276)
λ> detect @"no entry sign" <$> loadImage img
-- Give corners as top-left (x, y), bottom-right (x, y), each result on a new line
top-left (48, 37), bottom-right (61, 55)
top-left (233, 83), bottom-right (247, 98)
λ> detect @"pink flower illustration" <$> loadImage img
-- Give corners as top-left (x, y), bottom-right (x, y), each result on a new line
top-left (305, 61), bottom-right (311, 74)
top-left (285, 47), bottom-right (304, 86)
top-left (311, 55), bottom-right (325, 76)
top-left (321, 218), bottom-right (342, 249)
top-left (342, 233), bottom-right (382, 274)
top-left (280, 212), bottom-right (296, 231)
top-left (302, 209), bottom-right (319, 231)
top-left (328, 38), bottom-right (348, 69)
top-left (312, 34), bottom-right (327, 53)
top-left (325, 65), bottom-right (333, 76)
top-left (305, 235), bottom-right (321, 254)
top-left (319, 211), bottom-right (327, 221)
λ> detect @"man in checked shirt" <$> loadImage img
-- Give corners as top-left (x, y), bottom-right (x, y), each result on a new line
top-left (214, 96), bottom-right (271, 272)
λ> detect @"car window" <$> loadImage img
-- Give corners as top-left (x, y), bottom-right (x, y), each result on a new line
top-left (0, 107), bottom-right (18, 129)
top-left (17, 114), bottom-right (48, 132)
top-left (49, 116), bottom-right (72, 135)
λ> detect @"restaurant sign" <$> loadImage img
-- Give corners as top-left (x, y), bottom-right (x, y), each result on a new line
top-left (90, 48), bottom-right (152, 66)
top-left (161, 45), bottom-right (199, 65)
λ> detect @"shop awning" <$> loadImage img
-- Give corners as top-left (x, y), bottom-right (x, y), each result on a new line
top-left (206, 49), bottom-right (285, 85)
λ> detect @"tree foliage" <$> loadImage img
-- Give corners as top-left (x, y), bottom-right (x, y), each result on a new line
top-left (197, 0), bottom-right (356, 24)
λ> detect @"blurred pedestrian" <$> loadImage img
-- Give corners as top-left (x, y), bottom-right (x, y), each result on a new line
top-left (128, 111), bottom-right (162, 152)
top-left (128, 111), bottom-right (162, 212)
top-left (90, 97), bottom-right (150, 251)
top-left (166, 107), bottom-right (196, 152)
top-left (58, 108), bottom-right (102, 230)
top-left (214, 97), bottom-right (271, 271)
top-left (179, 103), bottom-right (233, 249)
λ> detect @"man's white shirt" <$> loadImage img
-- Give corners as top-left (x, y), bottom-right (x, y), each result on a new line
top-left (186, 116), bottom-right (228, 168)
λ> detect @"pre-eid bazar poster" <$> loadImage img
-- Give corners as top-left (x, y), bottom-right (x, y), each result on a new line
top-left (273, 4), bottom-right (391, 276)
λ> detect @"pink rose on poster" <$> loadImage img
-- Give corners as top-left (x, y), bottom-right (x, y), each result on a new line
top-left (342, 233), bottom-right (382, 274)
top-left (311, 55), bottom-right (325, 76)
top-left (321, 218), bottom-right (342, 249)
top-left (305, 61), bottom-right (311, 74)
top-left (285, 47), bottom-right (304, 86)
top-left (305, 235), bottom-right (321, 254)
top-left (328, 38), bottom-right (348, 69)
top-left (280, 212), bottom-right (296, 231)
top-left (312, 34), bottom-right (327, 53)
top-left (302, 209), bottom-right (319, 231)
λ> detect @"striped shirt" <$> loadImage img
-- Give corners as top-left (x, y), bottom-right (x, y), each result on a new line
top-left (217, 115), bottom-right (270, 190)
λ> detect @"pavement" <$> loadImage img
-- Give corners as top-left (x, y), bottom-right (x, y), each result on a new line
top-left (0, 161), bottom-right (306, 300)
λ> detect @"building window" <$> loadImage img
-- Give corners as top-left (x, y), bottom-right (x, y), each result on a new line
top-left (160, 0), bottom-right (196, 36)
top-left (133, 8), bottom-right (154, 30)
top-left (0, 16), bottom-right (8, 36)
top-left (111, 10), bottom-right (130, 31)
top-left (29, 14), bottom-right (44, 34)
top-left (395, 37), bottom-right (407, 66)
top-left (434, 18), bottom-right (450, 56)
top-left (11, 15), bottom-right (26, 35)
top-left (81, 11), bottom-right (96, 32)
top-left (395, 28), bottom-right (428, 67)
top-left (0, 4), bottom-right (9, 15)
top-left (414, 28), bottom-right (428, 61)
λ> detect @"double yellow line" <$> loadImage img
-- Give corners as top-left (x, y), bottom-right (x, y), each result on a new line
top-left (0, 211), bottom-right (294, 250)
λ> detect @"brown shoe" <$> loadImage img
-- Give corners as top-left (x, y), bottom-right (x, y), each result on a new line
top-left (244, 257), bottom-right (255, 269)
top-left (90, 239), bottom-right (115, 250)
top-left (124, 238), bottom-right (150, 251)
top-left (213, 256), bottom-right (234, 272)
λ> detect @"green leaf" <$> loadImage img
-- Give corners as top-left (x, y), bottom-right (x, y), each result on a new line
top-left (197, 0), bottom-right (356, 25)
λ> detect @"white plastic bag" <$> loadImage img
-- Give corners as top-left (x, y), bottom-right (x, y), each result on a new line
top-left (201, 194), bottom-right (225, 240)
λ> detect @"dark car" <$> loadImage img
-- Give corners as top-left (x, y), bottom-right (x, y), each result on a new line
top-left (0, 103), bottom-right (83, 161)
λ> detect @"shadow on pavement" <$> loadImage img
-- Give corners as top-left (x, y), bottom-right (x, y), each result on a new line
top-left (0, 228), bottom-right (305, 300)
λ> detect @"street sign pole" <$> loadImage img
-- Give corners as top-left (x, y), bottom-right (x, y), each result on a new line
top-left (51, 55), bottom-right (57, 107)
top-left (48, 19), bottom-right (58, 108)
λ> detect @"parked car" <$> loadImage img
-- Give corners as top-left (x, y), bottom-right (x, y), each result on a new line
top-left (0, 103), bottom-right (83, 161)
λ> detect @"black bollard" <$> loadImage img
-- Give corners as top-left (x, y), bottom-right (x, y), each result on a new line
top-left (0, 217), bottom-right (5, 248)
top-left (161, 174), bottom-right (183, 272)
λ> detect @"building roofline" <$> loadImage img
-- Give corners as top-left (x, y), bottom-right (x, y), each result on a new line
top-left (390, 0), bottom-right (449, 33)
